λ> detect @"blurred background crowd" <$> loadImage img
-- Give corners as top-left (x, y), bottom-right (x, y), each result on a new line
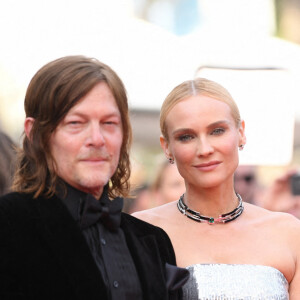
top-left (1, 0), bottom-right (300, 218)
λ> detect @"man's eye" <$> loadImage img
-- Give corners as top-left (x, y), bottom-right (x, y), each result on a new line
top-left (103, 119), bottom-right (120, 126)
top-left (66, 120), bottom-right (83, 127)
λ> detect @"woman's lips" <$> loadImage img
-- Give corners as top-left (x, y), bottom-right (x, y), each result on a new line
top-left (194, 161), bottom-right (221, 171)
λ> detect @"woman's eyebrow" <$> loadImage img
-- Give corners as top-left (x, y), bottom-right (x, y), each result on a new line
top-left (207, 120), bottom-right (230, 129)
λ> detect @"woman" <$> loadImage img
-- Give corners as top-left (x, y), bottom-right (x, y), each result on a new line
top-left (133, 78), bottom-right (300, 299)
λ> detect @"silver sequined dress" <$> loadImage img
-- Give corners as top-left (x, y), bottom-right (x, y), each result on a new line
top-left (183, 264), bottom-right (289, 300)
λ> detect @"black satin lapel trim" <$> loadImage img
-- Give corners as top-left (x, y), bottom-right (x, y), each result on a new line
top-left (122, 227), bottom-right (168, 300)
top-left (33, 195), bottom-right (107, 299)
top-left (165, 263), bottom-right (190, 291)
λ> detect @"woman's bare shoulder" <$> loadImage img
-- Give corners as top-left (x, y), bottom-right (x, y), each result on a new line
top-left (132, 201), bottom-right (177, 227)
top-left (245, 202), bottom-right (300, 234)
top-left (272, 210), bottom-right (300, 237)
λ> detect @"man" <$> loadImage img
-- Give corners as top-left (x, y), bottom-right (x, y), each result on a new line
top-left (0, 56), bottom-right (188, 300)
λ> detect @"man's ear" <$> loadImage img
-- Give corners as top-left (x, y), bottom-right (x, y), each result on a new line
top-left (24, 117), bottom-right (35, 140)
top-left (160, 135), bottom-right (172, 159)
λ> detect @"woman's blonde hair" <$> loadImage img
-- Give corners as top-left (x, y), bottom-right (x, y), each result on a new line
top-left (160, 78), bottom-right (241, 141)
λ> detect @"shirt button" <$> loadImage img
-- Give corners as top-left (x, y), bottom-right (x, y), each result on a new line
top-left (113, 280), bottom-right (119, 288)
top-left (100, 238), bottom-right (106, 245)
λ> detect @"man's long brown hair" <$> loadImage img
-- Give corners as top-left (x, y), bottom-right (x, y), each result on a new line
top-left (12, 55), bottom-right (132, 199)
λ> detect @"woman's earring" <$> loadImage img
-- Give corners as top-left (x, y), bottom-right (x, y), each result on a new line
top-left (168, 157), bottom-right (174, 164)
top-left (239, 144), bottom-right (245, 151)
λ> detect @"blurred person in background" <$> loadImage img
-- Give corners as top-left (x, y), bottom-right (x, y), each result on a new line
top-left (152, 159), bottom-right (185, 206)
top-left (0, 130), bottom-right (17, 196)
top-left (260, 169), bottom-right (300, 219)
top-left (234, 164), bottom-right (260, 205)
top-left (134, 78), bottom-right (300, 299)
top-left (125, 159), bottom-right (185, 214)
top-left (235, 165), bottom-right (300, 217)
top-left (123, 184), bottom-right (154, 214)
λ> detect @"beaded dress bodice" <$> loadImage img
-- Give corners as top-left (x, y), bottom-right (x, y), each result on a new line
top-left (183, 264), bottom-right (289, 300)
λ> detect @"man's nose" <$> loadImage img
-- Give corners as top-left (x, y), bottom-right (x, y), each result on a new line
top-left (87, 123), bottom-right (105, 147)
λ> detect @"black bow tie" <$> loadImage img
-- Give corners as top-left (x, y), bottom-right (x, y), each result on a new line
top-left (80, 194), bottom-right (123, 231)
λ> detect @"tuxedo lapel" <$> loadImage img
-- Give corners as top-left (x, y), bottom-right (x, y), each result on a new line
top-left (121, 218), bottom-right (168, 300)
top-left (33, 195), bottom-right (108, 299)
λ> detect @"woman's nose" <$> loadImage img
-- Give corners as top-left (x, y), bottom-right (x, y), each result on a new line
top-left (197, 137), bottom-right (214, 156)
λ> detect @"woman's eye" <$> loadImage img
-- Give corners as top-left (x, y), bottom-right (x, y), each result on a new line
top-left (178, 134), bottom-right (193, 142)
top-left (211, 128), bottom-right (225, 135)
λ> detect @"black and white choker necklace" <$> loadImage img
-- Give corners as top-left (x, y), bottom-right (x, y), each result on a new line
top-left (177, 193), bottom-right (244, 224)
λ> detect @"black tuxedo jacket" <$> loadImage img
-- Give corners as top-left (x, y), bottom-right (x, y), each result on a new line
top-left (0, 192), bottom-right (186, 300)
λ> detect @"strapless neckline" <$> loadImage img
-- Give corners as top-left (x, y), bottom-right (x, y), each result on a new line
top-left (185, 263), bottom-right (287, 281)
top-left (182, 263), bottom-right (289, 300)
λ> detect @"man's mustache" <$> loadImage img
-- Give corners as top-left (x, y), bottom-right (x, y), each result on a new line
top-left (78, 150), bottom-right (110, 161)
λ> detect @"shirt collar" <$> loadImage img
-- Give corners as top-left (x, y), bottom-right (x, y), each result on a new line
top-left (56, 181), bottom-right (122, 230)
